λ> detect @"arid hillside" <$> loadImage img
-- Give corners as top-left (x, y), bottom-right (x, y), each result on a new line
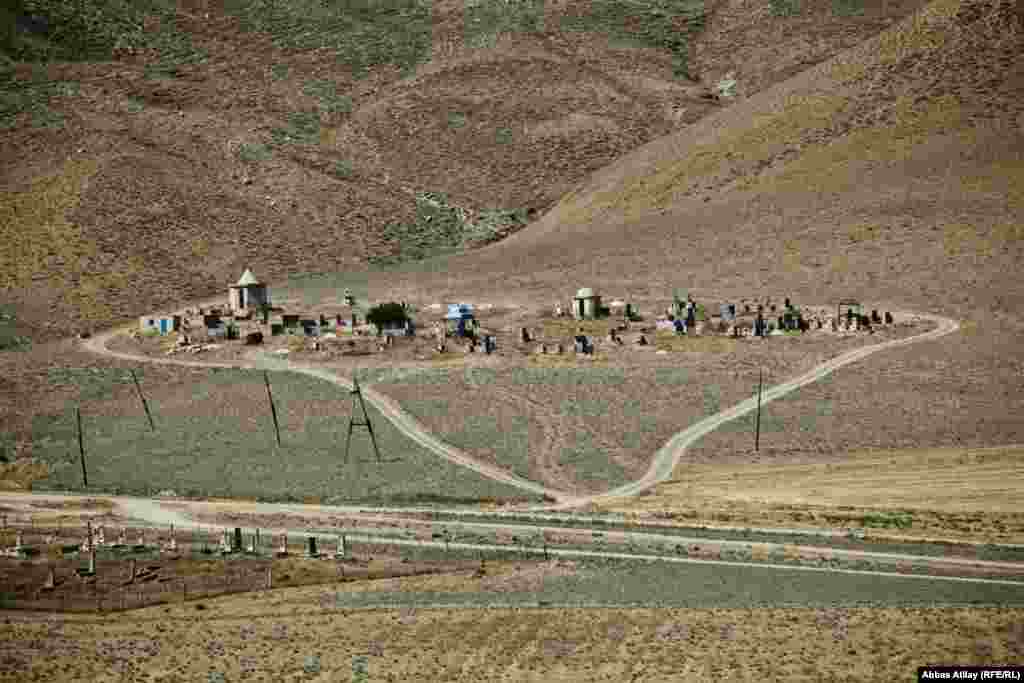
top-left (360, 0), bottom-right (1024, 466)
top-left (0, 0), bottom-right (929, 342)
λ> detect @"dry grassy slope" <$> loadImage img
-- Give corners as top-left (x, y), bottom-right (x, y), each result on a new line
top-left (352, 0), bottom-right (1024, 476)
top-left (690, 0), bottom-right (933, 97)
top-left (1, 0), bottom-right (923, 341)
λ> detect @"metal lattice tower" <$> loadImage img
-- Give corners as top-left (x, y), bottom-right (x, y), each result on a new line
top-left (344, 373), bottom-right (381, 464)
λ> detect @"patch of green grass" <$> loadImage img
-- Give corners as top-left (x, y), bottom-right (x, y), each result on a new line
top-left (447, 111), bottom-right (467, 130)
top-left (28, 368), bottom-right (540, 503)
top-left (222, 0), bottom-right (432, 76)
top-left (369, 192), bottom-right (528, 265)
top-left (333, 159), bottom-right (354, 179)
top-left (270, 63), bottom-right (289, 81)
top-left (860, 512), bottom-right (914, 529)
top-left (769, 0), bottom-right (801, 17)
top-left (124, 97), bottom-right (144, 113)
top-left (444, 415), bottom-right (533, 479)
top-left (464, 0), bottom-right (544, 49)
top-left (495, 127), bottom-right (513, 144)
top-left (0, 306), bottom-right (31, 351)
top-left (831, 0), bottom-right (864, 16)
top-left (0, 70), bottom-right (77, 130)
top-left (238, 142), bottom-right (272, 163)
top-left (560, 433), bottom-right (628, 488)
top-left (271, 110), bottom-right (321, 146)
top-left (302, 79), bottom-right (353, 115)
top-left (560, 0), bottom-right (704, 79)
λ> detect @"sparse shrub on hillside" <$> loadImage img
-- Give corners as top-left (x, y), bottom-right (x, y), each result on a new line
top-left (496, 127), bottom-right (513, 144)
top-left (333, 159), bottom-right (354, 179)
top-left (238, 143), bottom-right (271, 163)
top-left (222, 0), bottom-right (432, 76)
top-left (271, 111), bottom-right (320, 146)
top-left (831, 0), bottom-right (864, 16)
top-left (369, 192), bottom-right (528, 264)
top-left (464, 0), bottom-right (544, 49)
top-left (560, 0), bottom-right (704, 79)
top-left (302, 79), bottom-right (352, 115)
top-left (769, 0), bottom-right (801, 17)
top-left (270, 63), bottom-right (288, 81)
top-left (447, 111), bottom-right (467, 130)
top-left (0, 70), bottom-right (76, 130)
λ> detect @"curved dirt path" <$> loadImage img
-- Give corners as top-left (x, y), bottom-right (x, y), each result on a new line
top-left (81, 310), bottom-right (959, 512)
top-left (81, 323), bottom-right (571, 503)
top-left (545, 311), bottom-right (960, 510)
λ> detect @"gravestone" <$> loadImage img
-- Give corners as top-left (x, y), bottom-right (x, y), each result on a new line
top-left (335, 535), bottom-right (346, 558)
top-left (128, 558), bottom-right (137, 583)
top-left (306, 536), bottom-right (319, 558)
top-left (88, 550), bottom-right (97, 575)
top-left (885, 311), bottom-right (893, 324)
top-left (521, 327), bottom-right (531, 343)
top-left (556, 343), bottom-right (564, 354)
top-left (233, 528), bottom-right (243, 553)
top-left (277, 535), bottom-right (288, 557)
top-left (44, 567), bottom-right (55, 589)
top-left (220, 531), bottom-right (232, 554)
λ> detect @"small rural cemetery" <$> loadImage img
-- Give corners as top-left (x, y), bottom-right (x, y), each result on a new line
top-left (131, 269), bottom-right (900, 363)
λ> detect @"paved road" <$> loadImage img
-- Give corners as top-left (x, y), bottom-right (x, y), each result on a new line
top-left (3, 491), bottom-right (1021, 585)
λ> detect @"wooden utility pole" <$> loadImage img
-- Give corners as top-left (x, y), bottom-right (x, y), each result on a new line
top-left (264, 371), bottom-right (282, 447)
top-left (344, 373), bottom-right (381, 464)
top-left (76, 407), bottom-right (88, 487)
top-left (754, 367), bottom-right (764, 452)
top-left (130, 369), bottom-right (155, 431)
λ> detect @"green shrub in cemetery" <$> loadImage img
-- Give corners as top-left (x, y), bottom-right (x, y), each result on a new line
top-left (495, 127), bottom-right (513, 144)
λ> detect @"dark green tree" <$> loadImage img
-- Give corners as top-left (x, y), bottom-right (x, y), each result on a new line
top-left (365, 302), bottom-right (408, 336)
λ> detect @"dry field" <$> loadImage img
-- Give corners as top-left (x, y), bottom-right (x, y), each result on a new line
top-left (370, 314), bottom-right (932, 494)
top-left (1, 591), bottom-right (1021, 681)
top-left (602, 444), bottom-right (1024, 544)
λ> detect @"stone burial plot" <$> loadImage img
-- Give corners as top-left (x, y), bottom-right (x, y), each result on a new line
top-left (25, 366), bottom-right (543, 505)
